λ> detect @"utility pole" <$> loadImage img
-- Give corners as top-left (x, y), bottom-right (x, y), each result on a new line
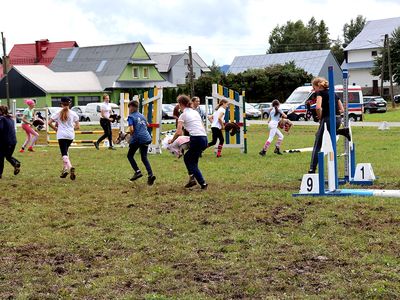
top-left (188, 46), bottom-right (195, 98)
top-left (386, 34), bottom-right (395, 108)
top-left (1, 32), bottom-right (10, 108)
top-left (380, 35), bottom-right (386, 97)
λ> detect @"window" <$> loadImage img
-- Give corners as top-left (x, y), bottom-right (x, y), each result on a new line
top-left (78, 96), bottom-right (100, 105)
top-left (132, 67), bottom-right (139, 78)
top-left (143, 67), bottom-right (149, 79)
top-left (371, 51), bottom-right (378, 56)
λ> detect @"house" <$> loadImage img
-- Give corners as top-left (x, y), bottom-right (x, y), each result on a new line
top-left (1, 42), bottom-right (173, 106)
top-left (0, 39), bottom-right (78, 78)
top-left (0, 65), bottom-right (103, 107)
top-left (149, 52), bottom-right (210, 85)
top-left (342, 17), bottom-right (400, 95)
top-left (228, 50), bottom-right (342, 84)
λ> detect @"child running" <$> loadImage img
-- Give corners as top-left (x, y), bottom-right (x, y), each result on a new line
top-left (259, 99), bottom-right (287, 156)
top-left (20, 99), bottom-right (39, 152)
top-left (48, 97), bottom-right (80, 180)
top-left (207, 99), bottom-right (228, 157)
top-left (0, 105), bottom-right (21, 179)
top-left (127, 100), bottom-right (156, 185)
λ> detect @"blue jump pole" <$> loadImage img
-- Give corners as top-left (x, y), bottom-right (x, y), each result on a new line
top-left (328, 66), bottom-right (339, 189)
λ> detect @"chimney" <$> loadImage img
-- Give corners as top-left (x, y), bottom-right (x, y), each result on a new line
top-left (35, 40), bottom-right (42, 63)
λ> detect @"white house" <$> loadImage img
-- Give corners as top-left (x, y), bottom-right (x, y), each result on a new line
top-left (149, 52), bottom-right (210, 86)
top-left (342, 17), bottom-right (400, 95)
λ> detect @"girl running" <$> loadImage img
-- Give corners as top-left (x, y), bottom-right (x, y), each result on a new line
top-left (259, 99), bottom-right (287, 156)
top-left (20, 99), bottom-right (39, 152)
top-left (207, 99), bottom-right (228, 157)
top-left (48, 97), bottom-right (80, 180)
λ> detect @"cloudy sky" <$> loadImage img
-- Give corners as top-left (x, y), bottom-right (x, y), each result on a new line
top-left (2, 0), bottom-right (400, 65)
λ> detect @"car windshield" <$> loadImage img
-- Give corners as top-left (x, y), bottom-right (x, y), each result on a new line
top-left (245, 103), bottom-right (256, 110)
top-left (286, 91), bottom-right (310, 104)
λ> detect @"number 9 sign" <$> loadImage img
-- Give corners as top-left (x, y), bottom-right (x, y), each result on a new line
top-left (300, 174), bottom-right (320, 194)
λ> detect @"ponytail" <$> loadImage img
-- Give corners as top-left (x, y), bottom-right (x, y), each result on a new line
top-left (59, 105), bottom-right (69, 122)
top-left (272, 99), bottom-right (281, 117)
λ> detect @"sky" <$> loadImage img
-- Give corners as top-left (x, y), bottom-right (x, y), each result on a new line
top-left (1, 0), bottom-right (400, 66)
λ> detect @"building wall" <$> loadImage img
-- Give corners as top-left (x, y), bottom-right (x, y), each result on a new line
top-left (119, 64), bottom-right (164, 81)
top-left (348, 49), bottom-right (378, 63)
top-left (170, 54), bottom-right (204, 85)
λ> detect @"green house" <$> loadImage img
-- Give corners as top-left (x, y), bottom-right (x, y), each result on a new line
top-left (0, 42), bottom-right (172, 107)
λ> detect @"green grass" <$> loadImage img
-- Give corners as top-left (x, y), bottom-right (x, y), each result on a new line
top-left (1, 124), bottom-right (400, 299)
top-left (362, 106), bottom-right (400, 122)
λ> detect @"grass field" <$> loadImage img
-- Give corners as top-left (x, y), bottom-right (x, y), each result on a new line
top-left (1, 124), bottom-right (400, 299)
top-left (363, 106), bottom-right (400, 122)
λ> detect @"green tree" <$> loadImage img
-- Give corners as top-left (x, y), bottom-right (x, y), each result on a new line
top-left (343, 15), bottom-right (366, 46)
top-left (371, 27), bottom-right (400, 86)
top-left (331, 38), bottom-right (345, 65)
top-left (267, 18), bottom-right (330, 53)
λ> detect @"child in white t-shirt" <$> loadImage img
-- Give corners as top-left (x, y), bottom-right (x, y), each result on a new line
top-left (48, 97), bottom-right (80, 179)
top-left (207, 99), bottom-right (228, 157)
top-left (259, 99), bottom-right (287, 156)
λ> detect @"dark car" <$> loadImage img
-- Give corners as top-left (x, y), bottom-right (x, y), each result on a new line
top-left (363, 96), bottom-right (387, 114)
top-left (394, 94), bottom-right (400, 103)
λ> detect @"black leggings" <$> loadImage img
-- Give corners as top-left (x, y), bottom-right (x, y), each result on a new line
top-left (97, 118), bottom-right (113, 146)
top-left (0, 144), bottom-right (19, 176)
top-left (208, 127), bottom-right (224, 147)
top-left (58, 139), bottom-right (73, 156)
top-left (127, 143), bottom-right (153, 176)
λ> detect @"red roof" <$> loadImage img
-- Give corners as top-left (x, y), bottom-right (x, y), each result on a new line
top-left (0, 39), bottom-right (78, 77)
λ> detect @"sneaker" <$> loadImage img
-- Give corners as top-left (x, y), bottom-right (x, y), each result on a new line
top-left (28, 147), bottom-right (34, 152)
top-left (14, 162), bottom-right (21, 175)
top-left (216, 153), bottom-right (221, 158)
top-left (94, 141), bottom-right (99, 150)
top-left (200, 183), bottom-right (208, 190)
top-left (108, 146), bottom-right (117, 150)
top-left (259, 150), bottom-right (266, 156)
top-left (19, 149), bottom-right (25, 153)
top-left (185, 175), bottom-right (197, 188)
top-left (130, 171), bottom-right (143, 181)
top-left (147, 175), bottom-right (156, 186)
top-left (70, 167), bottom-right (76, 180)
top-left (60, 169), bottom-right (69, 178)
top-left (274, 147), bottom-right (282, 155)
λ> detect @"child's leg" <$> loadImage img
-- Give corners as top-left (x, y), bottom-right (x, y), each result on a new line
top-left (127, 143), bottom-right (140, 172)
top-left (208, 127), bottom-right (219, 147)
top-left (139, 144), bottom-right (153, 177)
top-left (21, 124), bottom-right (31, 149)
top-left (263, 127), bottom-right (277, 151)
top-left (275, 129), bottom-right (284, 148)
top-left (216, 129), bottom-right (224, 157)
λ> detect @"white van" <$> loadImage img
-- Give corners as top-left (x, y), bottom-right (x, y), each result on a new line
top-left (85, 102), bottom-right (120, 122)
top-left (281, 85), bottom-right (363, 122)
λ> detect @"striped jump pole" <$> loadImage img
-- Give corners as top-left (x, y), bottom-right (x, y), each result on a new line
top-left (211, 84), bottom-right (246, 153)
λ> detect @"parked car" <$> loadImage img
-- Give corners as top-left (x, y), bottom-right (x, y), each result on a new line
top-left (253, 102), bottom-right (273, 118)
top-left (47, 107), bottom-right (62, 117)
top-left (245, 103), bottom-right (261, 119)
top-left (85, 102), bottom-right (120, 122)
top-left (71, 106), bottom-right (90, 122)
top-left (363, 96), bottom-right (387, 114)
top-left (394, 94), bottom-right (400, 103)
top-left (162, 104), bottom-right (175, 119)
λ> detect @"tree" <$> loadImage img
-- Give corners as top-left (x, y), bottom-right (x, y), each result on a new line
top-left (343, 15), bottom-right (366, 46)
top-left (188, 62), bottom-right (312, 103)
top-left (371, 27), bottom-right (400, 86)
top-left (267, 18), bottom-right (331, 53)
top-left (331, 38), bottom-right (345, 65)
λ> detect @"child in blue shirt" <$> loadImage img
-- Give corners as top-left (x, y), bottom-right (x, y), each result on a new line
top-left (127, 100), bottom-right (156, 185)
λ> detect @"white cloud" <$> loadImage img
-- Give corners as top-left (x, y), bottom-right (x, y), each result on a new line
top-left (2, 0), bottom-right (400, 65)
